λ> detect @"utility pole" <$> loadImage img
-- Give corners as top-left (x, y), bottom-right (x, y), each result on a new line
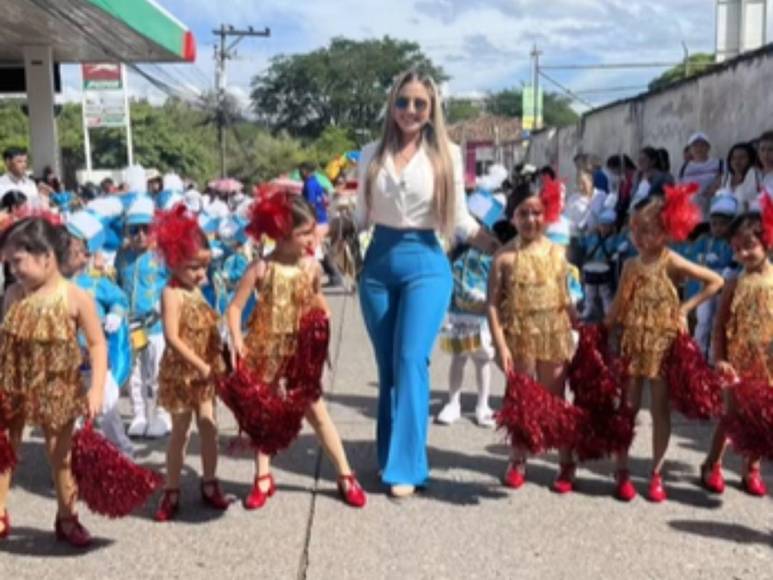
top-left (213, 24), bottom-right (270, 178)
top-left (530, 44), bottom-right (543, 130)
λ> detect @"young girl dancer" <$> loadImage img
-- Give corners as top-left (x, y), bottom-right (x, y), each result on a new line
top-left (701, 205), bottom-right (773, 497)
top-left (152, 205), bottom-right (231, 521)
top-left (605, 189), bottom-right (723, 502)
top-left (488, 176), bottom-right (578, 492)
top-left (226, 190), bottom-right (366, 509)
top-left (0, 217), bottom-right (106, 547)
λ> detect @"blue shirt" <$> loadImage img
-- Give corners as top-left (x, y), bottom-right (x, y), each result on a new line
top-left (680, 235), bottom-right (734, 299)
top-left (302, 176), bottom-right (329, 225)
top-left (115, 248), bottom-right (168, 335)
top-left (74, 271), bottom-right (129, 320)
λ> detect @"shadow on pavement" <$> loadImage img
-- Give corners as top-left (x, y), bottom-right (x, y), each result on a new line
top-left (668, 519), bottom-right (773, 547)
top-left (0, 526), bottom-right (114, 557)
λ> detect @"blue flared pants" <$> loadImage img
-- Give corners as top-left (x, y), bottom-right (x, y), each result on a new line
top-left (358, 225), bottom-right (452, 486)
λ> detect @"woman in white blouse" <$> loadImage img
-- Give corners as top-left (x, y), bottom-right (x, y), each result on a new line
top-left (355, 70), bottom-right (497, 497)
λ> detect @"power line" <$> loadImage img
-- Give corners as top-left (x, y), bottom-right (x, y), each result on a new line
top-left (573, 85), bottom-right (649, 95)
top-left (541, 61), bottom-right (683, 70)
top-left (537, 70), bottom-right (594, 109)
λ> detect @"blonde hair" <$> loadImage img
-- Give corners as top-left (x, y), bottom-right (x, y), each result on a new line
top-left (364, 70), bottom-right (456, 238)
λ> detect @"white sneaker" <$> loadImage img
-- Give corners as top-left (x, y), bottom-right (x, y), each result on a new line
top-left (145, 412), bottom-right (171, 438)
top-left (475, 406), bottom-right (496, 428)
top-left (437, 402), bottom-right (461, 425)
top-left (127, 417), bottom-right (148, 438)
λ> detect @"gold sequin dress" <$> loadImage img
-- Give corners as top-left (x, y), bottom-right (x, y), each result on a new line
top-left (499, 237), bottom-right (574, 364)
top-left (0, 280), bottom-right (84, 430)
top-left (617, 251), bottom-right (681, 379)
top-left (726, 268), bottom-right (773, 383)
top-left (158, 287), bottom-right (225, 413)
top-left (244, 262), bottom-right (315, 383)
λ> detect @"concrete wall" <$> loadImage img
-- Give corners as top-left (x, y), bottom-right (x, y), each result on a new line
top-left (526, 44), bottom-right (773, 186)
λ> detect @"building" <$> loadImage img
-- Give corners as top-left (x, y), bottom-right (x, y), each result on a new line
top-left (447, 115), bottom-right (525, 185)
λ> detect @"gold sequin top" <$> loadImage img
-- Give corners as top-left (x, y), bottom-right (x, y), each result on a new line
top-left (158, 287), bottom-right (224, 412)
top-left (616, 250), bottom-right (681, 378)
top-left (244, 261), bottom-right (315, 383)
top-left (0, 280), bottom-right (84, 430)
top-left (726, 267), bottom-right (773, 382)
top-left (499, 237), bottom-right (574, 363)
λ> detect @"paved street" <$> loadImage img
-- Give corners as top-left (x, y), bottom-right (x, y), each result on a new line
top-left (1, 291), bottom-right (771, 579)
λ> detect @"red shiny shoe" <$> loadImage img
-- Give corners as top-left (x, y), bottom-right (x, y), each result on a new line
top-left (648, 472), bottom-right (667, 503)
top-left (504, 462), bottom-right (526, 489)
top-left (552, 463), bottom-right (576, 494)
top-left (0, 510), bottom-right (9, 539)
top-left (54, 514), bottom-right (92, 548)
top-left (742, 469), bottom-right (767, 497)
top-left (615, 469), bottom-right (637, 502)
top-left (244, 474), bottom-right (276, 510)
top-left (700, 462), bottom-right (725, 494)
top-left (154, 489), bottom-right (180, 522)
top-left (337, 474), bottom-right (367, 508)
top-left (201, 479), bottom-right (231, 511)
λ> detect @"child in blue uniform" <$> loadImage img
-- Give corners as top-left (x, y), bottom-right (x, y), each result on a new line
top-left (115, 196), bottom-right (170, 438)
top-left (580, 209), bottom-right (621, 321)
top-left (63, 210), bottom-right (134, 457)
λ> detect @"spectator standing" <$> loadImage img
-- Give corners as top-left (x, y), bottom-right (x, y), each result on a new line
top-left (0, 147), bottom-right (39, 204)
top-left (679, 132), bottom-right (723, 221)
top-left (721, 142), bottom-right (761, 211)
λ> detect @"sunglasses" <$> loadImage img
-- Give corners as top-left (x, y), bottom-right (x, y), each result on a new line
top-left (395, 96), bottom-right (429, 113)
top-left (128, 225), bottom-right (149, 236)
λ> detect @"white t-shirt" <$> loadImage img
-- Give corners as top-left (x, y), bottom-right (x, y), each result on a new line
top-left (355, 141), bottom-right (479, 240)
top-left (0, 173), bottom-right (39, 202)
top-left (564, 188), bottom-right (612, 236)
top-left (722, 168), bottom-right (761, 210)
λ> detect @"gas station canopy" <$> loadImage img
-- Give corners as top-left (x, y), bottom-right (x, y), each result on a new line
top-left (1, 0), bottom-right (196, 176)
top-left (1, 0), bottom-right (196, 63)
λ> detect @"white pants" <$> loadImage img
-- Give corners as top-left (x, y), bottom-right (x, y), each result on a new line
top-left (129, 333), bottom-right (165, 420)
top-left (694, 295), bottom-right (719, 361)
top-left (447, 347), bottom-right (494, 409)
top-left (581, 283), bottom-right (614, 320)
top-left (82, 370), bottom-right (134, 456)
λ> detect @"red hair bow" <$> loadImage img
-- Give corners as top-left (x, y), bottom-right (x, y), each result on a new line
top-left (661, 182), bottom-right (701, 241)
top-left (540, 176), bottom-right (563, 225)
top-left (151, 203), bottom-right (202, 269)
top-left (246, 183), bottom-right (294, 242)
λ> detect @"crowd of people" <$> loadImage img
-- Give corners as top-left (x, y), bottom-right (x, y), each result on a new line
top-left (0, 69), bottom-right (770, 549)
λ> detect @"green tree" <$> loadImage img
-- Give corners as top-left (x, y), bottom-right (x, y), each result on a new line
top-left (648, 53), bottom-right (715, 91)
top-left (485, 87), bottom-right (578, 127)
top-left (251, 36), bottom-right (447, 140)
top-left (445, 98), bottom-right (482, 124)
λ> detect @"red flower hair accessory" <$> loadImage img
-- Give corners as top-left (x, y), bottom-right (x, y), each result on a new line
top-left (760, 189), bottom-right (773, 249)
top-left (661, 182), bottom-right (701, 241)
top-left (246, 183), bottom-right (294, 242)
top-left (151, 203), bottom-right (202, 269)
top-left (539, 176), bottom-right (563, 225)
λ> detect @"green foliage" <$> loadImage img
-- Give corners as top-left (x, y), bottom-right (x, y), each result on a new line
top-left (446, 98), bottom-right (483, 124)
top-left (648, 53), bottom-right (715, 91)
top-left (484, 88), bottom-right (578, 127)
top-left (251, 36), bottom-right (447, 139)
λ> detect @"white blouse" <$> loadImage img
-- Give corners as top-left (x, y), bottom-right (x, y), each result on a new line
top-left (354, 141), bottom-right (479, 240)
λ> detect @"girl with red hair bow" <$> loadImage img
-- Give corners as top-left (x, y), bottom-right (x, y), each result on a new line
top-left (151, 204), bottom-right (231, 522)
top-left (604, 185), bottom-right (723, 503)
top-left (489, 176), bottom-right (582, 494)
top-left (225, 187), bottom-right (366, 509)
top-left (701, 194), bottom-right (773, 497)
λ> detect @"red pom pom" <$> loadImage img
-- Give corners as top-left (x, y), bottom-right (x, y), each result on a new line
top-left (540, 176), bottom-right (563, 225)
top-left (151, 203), bottom-right (203, 269)
top-left (246, 184), bottom-right (294, 242)
top-left (495, 371), bottom-right (582, 455)
top-left (661, 332), bottom-right (724, 420)
top-left (216, 309), bottom-right (330, 455)
top-left (661, 182), bottom-right (701, 241)
top-left (71, 423), bottom-right (163, 518)
top-left (760, 191), bottom-right (773, 249)
top-left (721, 380), bottom-right (773, 460)
top-left (568, 324), bottom-right (635, 459)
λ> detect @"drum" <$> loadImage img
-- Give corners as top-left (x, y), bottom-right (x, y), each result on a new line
top-left (582, 261), bottom-right (612, 285)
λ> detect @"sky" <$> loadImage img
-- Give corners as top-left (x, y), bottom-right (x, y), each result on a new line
top-left (61, 0), bottom-right (773, 113)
